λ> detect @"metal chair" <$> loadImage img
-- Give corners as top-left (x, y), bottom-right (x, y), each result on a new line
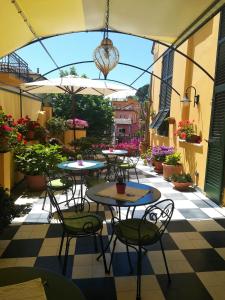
top-left (47, 186), bottom-right (108, 275)
top-left (117, 150), bottom-right (140, 183)
top-left (109, 199), bottom-right (174, 300)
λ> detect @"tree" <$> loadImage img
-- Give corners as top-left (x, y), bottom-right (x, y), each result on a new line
top-left (51, 67), bottom-right (114, 140)
top-left (135, 84), bottom-right (149, 103)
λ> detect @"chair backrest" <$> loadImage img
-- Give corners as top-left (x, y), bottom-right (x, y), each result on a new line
top-left (143, 199), bottom-right (174, 238)
top-left (47, 187), bottom-right (65, 224)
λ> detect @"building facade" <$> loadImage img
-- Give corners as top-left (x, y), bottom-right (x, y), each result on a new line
top-left (112, 97), bottom-right (141, 143)
top-left (150, 10), bottom-right (225, 206)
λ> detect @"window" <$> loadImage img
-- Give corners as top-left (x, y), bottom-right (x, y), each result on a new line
top-left (150, 49), bottom-right (174, 136)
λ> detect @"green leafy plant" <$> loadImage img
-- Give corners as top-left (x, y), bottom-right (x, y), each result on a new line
top-left (46, 117), bottom-right (67, 137)
top-left (170, 173), bottom-right (193, 183)
top-left (117, 175), bottom-right (124, 184)
top-left (15, 144), bottom-right (66, 175)
top-left (77, 154), bottom-right (83, 160)
top-left (0, 187), bottom-right (20, 231)
top-left (164, 152), bottom-right (181, 165)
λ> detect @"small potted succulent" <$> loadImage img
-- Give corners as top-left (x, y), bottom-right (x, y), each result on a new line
top-left (171, 173), bottom-right (193, 190)
top-left (162, 152), bottom-right (182, 180)
top-left (77, 154), bottom-right (83, 166)
top-left (116, 175), bottom-right (126, 194)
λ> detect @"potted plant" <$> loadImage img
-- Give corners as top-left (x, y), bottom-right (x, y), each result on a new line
top-left (152, 146), bottom-right (174, 173)
top-left (174, 120), bottom-right (201, 143)
top-left (162, 152), bottom-right (182, 180)
top-left (141, 148), bottom-right (152, 166)
top-left (46, 117), bottom-right (67, 140)
top-left (66, 118), bottom-right (88, 129)
top-left (14, 144), bottom-right (66, 191)
top-left (171, 173), bottom-right (193, 190)
top-left (116, 175), bottom-right (126, 194)
top-left (77, 154), bottom-right (83, 166)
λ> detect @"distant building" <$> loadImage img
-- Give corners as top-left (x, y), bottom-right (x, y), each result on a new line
top-left (112, 97), bottom-right (141, 142)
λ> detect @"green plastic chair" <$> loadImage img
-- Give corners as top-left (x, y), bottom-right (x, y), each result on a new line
top-left (109, 199), bottom-right (174, 300)
top-left (117, 151), bottom-right (140, 183)
top-left (47, 186), bottom-right (108, 275)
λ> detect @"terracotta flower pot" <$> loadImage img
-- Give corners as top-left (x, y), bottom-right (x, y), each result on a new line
top-left (154, 161), bottom-right (163, 173)
top-left (172, 181), bottom-right (192, 191)
top-left (116, 183), bottom-right (126, 194)
top-left (162, 164), bottom-right (183, 180)
top-left (26, 175), bottom-right (46, 191)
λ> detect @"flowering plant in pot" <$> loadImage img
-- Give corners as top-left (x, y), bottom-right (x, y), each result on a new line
top-left (77, 154), bottom-right (83, 166)
top-left (66, 118), bottom-right (88, 129)
top-left (46, 117), bottom-right (67, 139)
top-left (141, 148), bottom-right (152, 166)
top-left (170, 173), bottom-right (193, 190)
top-left (16, 115), bottom-right (41, 141)
top-left (0, 112), bottom-right (25, 153)
top-left (174, 120), bottom-right (201, 143)
top-left (163, 152), bottom-right (182, 180)
top-left (151, 146), bottom-right (174, 173)
top-left (116, 175), bottom-right (126, 194)
top-left (15, 144), bottom-right (66, 191)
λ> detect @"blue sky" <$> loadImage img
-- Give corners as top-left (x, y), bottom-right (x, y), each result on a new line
top-left (16, 32), bottom-right (153, 90)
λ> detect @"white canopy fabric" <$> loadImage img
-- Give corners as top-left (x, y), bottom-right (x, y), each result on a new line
top-left (1, 0), bottom-right (225, 58)
top-left (105, 89), bottom-right (137, 100)
top-left (20, 75), bottom-right (132, 96)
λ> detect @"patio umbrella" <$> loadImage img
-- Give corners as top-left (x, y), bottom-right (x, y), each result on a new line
top-left (20, 75), bottom-right (132, 144)
top-left (20, 75), bottom-right (131, 96)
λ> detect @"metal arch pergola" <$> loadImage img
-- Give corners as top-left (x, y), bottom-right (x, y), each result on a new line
top-left (30, 61), bottom-right (180, 96)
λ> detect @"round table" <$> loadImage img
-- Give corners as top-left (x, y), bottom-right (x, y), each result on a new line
top-left (57, 160), bottom-right (105, 201)
top-left (102, 149), bottom-right (128, 155)
top-left (0, 267), bottom-right (85, 300)
top-left (102, 150), bottom-right (128, 181)
top-left (86, 181), bottom-right (161, 218)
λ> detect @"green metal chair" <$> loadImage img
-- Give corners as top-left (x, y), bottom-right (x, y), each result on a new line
top-left (47, 186), bottom-right (108, 275)
top-left (117, 150), bottom-right (140, 183)
top-left (109, 199), bottom-right (174, 300)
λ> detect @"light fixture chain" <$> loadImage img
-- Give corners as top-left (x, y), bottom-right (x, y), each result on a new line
top-left (104, 0), bottom-right (110, 39)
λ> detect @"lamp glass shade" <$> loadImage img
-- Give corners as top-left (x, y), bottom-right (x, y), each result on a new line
top-left (93, 38), bottom-right (119, 79)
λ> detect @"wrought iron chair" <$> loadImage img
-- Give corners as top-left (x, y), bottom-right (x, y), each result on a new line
top-left (109, 199), bottom-right (174, 300)
top-left (117, 150), bottom-right (140, 183)
top-left (47, 186), bottom-right (108, 275)
top-left (42, 170), bottom-right (76, 217)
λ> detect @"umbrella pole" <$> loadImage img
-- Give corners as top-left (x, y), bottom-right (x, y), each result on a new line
top-left (72, 93), bottom-right (76, 150)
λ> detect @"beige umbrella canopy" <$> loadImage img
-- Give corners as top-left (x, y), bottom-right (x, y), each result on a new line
top-left (20, 75), bottom-right (131, 96)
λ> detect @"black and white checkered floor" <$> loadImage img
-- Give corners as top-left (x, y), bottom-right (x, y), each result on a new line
top-left (1, 163), bottom-right (225, 300)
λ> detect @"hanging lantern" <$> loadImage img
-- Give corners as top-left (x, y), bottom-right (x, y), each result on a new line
top-left (93, 0), bottom-right (119, 79)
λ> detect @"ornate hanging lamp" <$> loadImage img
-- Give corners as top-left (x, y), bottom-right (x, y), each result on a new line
top-left (93, 0), bottom-right (119, 79)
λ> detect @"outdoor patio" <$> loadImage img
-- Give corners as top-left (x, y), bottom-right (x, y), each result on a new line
top-left (1, 161), bottom-right (225, 300)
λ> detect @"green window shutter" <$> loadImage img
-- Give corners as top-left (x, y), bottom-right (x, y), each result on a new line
top-left (205, 9), bottom-right (225, 205)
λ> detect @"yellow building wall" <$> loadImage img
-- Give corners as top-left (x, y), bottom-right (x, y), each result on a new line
top-left (0, 88), bottom-right (41, 120)
top-left (150, 14), bottom-right (220, 190)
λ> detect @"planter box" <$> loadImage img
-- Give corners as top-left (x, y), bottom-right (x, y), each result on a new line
top-left (0, 152), bottom-right (14, 192)
top-left (162, 163), bottom-right (183, 181)
top-left (172, 181), bottom-right (192, 191)
top-left (64, 129), bottom-right (86, 146)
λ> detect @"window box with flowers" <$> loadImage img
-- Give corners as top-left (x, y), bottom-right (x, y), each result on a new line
top-left (175, 120), bottom-right (202, 144)
top-left (151, 146), bottom-right (175, 173)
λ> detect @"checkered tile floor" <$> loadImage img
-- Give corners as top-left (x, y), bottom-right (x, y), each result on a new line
top-left (1, 162), bottom-right (225, 300)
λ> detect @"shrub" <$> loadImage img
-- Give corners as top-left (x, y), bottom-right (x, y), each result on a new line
top-left (46, 117), bottom-right (67, 137)
top-left (170, 173), bottom-right (193, 183)
top-left (164, 153), bottom-right (181, 165)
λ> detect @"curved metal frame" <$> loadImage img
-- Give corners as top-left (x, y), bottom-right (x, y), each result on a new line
top-left (31, 60), bottom-right (180, 96)
top-left (22, 28), bottom-right (215, 82)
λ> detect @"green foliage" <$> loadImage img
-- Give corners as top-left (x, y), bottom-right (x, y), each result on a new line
top-left (0, 188), bottom-right (20, 231)
top-left (117, 175), bottom-right (124, 184)
top-left (136, 84), bottom-right (149, 103)
top-left (170, 173), bottom-right (193, 183)
top-left (164, 153), bottom-right (181, 165)
top-left (60, 66), bottom-right (78, 77)
top-left (52, 94), bottom-right (113, 139)
top-left (15, 144), bottom-right (66, 175)
top-left (77, 154), bottom-right (83, 160)
top-left (46, 117), bottom-right (67, 137)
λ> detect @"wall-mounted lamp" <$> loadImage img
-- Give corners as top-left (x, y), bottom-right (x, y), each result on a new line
top-left (181, 86), bottom-right (200, 107)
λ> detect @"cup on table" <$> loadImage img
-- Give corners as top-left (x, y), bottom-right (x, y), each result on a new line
top-left (116, 183), bottom-right (126, 194)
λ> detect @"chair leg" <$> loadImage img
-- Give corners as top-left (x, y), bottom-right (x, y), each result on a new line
top-left (108, 236), bottom-right (117, 273)
top-left (136, 246), bottom-right (142, 300)
top-left (63, 235), bottom-right (70, 275)
top-left (42, 191), bottom-right (47, 210)
top-left (160, 238), bottom-right (171, 283)
top-left (126, 244), bottom-right (133, 273)
top-left (93, 235), bottom-right (98, 252)
top-left (98, 233), bottom-right (109, 273)
top-left (135, 168), bottom-right (139, 183)
top-left (58, 231), bottom-right (65, 258)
